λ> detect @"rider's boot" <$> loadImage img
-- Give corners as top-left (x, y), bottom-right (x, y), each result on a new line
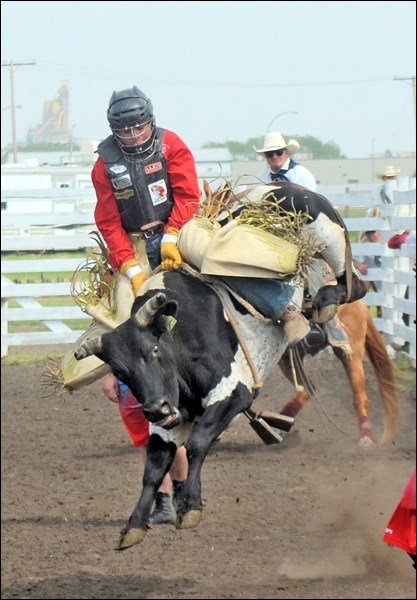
top-left (148, 492), bottom-right (176, 525)
top-left (281, 305), bottom-right (311, 347)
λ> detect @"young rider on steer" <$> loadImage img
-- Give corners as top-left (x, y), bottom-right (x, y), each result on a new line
top-left (91, 85), bottom-right (201, 523)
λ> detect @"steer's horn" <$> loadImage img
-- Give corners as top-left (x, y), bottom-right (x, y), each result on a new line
top-left (135, 292), bottom-right (167, 327)
top-left (74, 336), bottom-right (103, 360)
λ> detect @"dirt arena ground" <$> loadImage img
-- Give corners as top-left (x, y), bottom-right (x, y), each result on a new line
top-left (1, 346), bottom-right (415, 599)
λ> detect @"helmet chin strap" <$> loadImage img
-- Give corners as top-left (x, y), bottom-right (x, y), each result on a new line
top-left (119, 135), bottom-right (158, 162)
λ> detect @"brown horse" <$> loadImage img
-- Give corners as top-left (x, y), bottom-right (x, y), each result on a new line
top-left (277, 300), bottom-right (401, 446)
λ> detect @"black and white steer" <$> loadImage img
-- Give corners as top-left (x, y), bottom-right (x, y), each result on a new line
top-left (75, 264), bottom-right (366, 550)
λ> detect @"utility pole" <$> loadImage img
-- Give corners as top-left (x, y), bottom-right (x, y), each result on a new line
top-left (393, 75), bottom-right (416, 145)
top-left (1, 60), bottom-right (36, 163)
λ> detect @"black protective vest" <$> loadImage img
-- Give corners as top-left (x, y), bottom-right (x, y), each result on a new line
top-left (96, 127), bottom-right (173, 232)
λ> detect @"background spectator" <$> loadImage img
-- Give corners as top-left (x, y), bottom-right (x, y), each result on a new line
top-left (353, 230), bottom-right (382, 317)
top-left (377, 165), bottom-right (400, 205)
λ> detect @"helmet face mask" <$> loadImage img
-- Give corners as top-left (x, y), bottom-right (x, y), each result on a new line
top-left (107, 86), bottom-right (156, 157)
top-left (112, 122), bottom-right (153, 152)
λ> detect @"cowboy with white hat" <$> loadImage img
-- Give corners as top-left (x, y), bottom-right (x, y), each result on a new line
top-left (255, 132), bottom-right (317, 191)
top-left (377, 165), bottom-right (400, 205)
top-left (377, 165), bottom-right (400, 180)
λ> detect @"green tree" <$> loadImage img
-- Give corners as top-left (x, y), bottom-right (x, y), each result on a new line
top-left (202, 135), bottom-right (346, 160)
top-left (18, 142), bottom-right (80, 152)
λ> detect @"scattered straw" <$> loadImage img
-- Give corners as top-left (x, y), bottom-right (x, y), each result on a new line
top-left (197, 179), bottom-right (242, 222)
top-left (196, 181), bottom-right (324, 280)
top-left (70, 231), bottom-right (114, 314)
top-left (41, 357), bottom-right (68, 397)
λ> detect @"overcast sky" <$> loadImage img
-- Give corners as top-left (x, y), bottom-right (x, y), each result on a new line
top-left (1, 1), bottom-right (416, 159)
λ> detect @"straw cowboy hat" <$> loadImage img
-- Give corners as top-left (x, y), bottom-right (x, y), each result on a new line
top-left (254, 132), bottom-right (301, 156)
top-left (377, 165), bottom-right (400, 179)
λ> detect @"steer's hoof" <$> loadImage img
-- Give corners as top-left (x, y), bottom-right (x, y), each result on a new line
top-left (312, 304), bottom-right (337, 324)
top-left (176, 509), bottom-right (202, 529)
top-left (116, 527), bottom-right (147, 551)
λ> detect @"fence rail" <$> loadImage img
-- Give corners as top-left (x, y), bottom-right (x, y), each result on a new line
top-left (1, 187), bottom-right (416, 365)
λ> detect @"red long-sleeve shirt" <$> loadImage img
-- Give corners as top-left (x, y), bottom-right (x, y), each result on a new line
top-left (92, 129), bottom-right (201, 270)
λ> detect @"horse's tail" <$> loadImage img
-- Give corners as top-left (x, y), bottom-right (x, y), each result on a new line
top-left (364, 311), bottom-right (401, 443)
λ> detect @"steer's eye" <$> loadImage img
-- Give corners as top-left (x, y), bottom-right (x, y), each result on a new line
top-left (152, 345), bottom-right (160, 359)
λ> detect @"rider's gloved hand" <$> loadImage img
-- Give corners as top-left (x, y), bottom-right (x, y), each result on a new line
top-left (160, 227), bottom-right (182, 271)
top-left (120, 258), bottom-right (148, 296)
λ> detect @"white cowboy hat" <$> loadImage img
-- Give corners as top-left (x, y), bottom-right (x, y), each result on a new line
top-left (254, 132), bottom-right (301, 156)
top-left (377, 165), bottom-right (400, 179)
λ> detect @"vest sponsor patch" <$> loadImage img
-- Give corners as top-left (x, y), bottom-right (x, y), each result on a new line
top-left (109, 164), bottom-right (128, 174)
top-left (111, 174), bottom-right (132, 190)
top-left (148, 179), bottom-right (168, 206)
top-left (145, 161), bottom-right (163, 174)
top-left (115, 189), bottom-right (135, 201)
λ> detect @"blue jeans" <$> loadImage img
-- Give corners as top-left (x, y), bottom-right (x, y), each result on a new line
top-left (145, 233), bottom-right (163, 270)
top-left (218, 276), bottom-right (295, 321)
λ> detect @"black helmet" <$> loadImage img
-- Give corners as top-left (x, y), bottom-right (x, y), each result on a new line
top-left (107, 86), bottom-right (154, 129)
top-left (107, 86), bottom-right (157, 158)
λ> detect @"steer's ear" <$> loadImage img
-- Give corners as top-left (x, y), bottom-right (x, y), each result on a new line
top-left (134, 293), bottom-right (178, 336)
top-left (151, 300), bottom-right (179, 338)
top-left (162, 299), bottom-right (178, 317)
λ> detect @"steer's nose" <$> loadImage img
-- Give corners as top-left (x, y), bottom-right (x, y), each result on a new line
top-left (143, 398), bottom-right (172, 423)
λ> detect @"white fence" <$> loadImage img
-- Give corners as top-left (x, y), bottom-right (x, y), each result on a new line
top-left (1, 186), bottom-right (416, 366)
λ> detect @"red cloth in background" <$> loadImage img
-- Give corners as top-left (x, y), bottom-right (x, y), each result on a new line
top-left (387, 231), bottom-right (411, 249)
top-left (383, 469), bottom-right (416, 554)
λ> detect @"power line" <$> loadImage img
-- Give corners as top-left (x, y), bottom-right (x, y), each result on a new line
top-left (1, 60), bottom-right (36, 163)
top-left (393, 76), bottom-right (416, 143)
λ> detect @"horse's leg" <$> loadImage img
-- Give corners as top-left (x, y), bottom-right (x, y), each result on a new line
top-left (278, 349), bottom-right (310, 418)
top-left (334, 347), bottom-right (373, 446)
top-left (280, 388), bottom-right (310, 418)
top-left (336, 304), bottom-right (373, 447)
